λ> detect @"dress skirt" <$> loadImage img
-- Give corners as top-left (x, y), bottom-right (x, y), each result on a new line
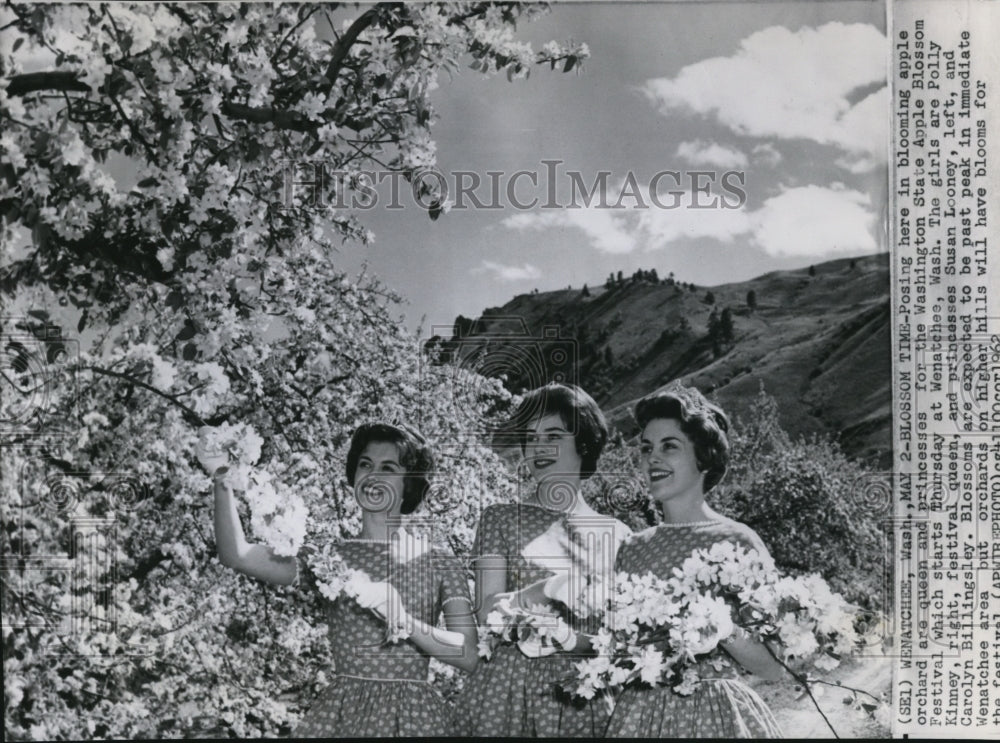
top-left (296, 674), bottom-right (454, 737)
top-left (605, 677), bottom-right (782, 738)
top-left (453, 643), bottom-right (609, 737)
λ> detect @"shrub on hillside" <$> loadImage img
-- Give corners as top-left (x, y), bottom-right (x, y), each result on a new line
top-left (712, 391), bottom-right (888, 612)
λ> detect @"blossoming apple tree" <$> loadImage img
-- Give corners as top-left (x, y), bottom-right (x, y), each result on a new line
top-left (1, 3), bottom-right (587, 737)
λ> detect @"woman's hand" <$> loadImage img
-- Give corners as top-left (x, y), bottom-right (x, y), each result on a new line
top-left (721, 629), bottom-right (785, 681)
top-left (355, 581), bottom-right (410, 630)
top-left (542, 572), bottom-right (572, 605)
top-left (499, 581), bottom-right (551, 612)
top-left (195, 427), bottom-right (229, 478)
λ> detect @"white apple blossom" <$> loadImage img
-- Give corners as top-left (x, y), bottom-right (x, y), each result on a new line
top-left (567, 541), bottom-right (872, 702)
top-left (3, 2), bottom-right (593, 736)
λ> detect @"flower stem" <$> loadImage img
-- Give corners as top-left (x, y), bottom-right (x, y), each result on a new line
top-left (762, 643), bottom-right (840, 739)
top-left (811, 677), bottom-right (882, 703)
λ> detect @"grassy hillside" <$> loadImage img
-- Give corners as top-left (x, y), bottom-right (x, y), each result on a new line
top-left (431, 253), bottom-right (891, 467)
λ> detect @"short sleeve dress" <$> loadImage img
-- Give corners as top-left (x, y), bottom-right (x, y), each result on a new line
top-left (295, 539), bottom-right (472, 738)
top-left (604, 519), bottom-right (783, 738)
top-left (453, 502), bottom-right (626, 737)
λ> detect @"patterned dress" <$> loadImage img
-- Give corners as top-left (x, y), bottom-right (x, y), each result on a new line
top-left (604, 519), bottom-right (783, 738)
top-left (295, 539), bottom-right (472, 738)
top-left (454, 502), bottom-right (628, 737)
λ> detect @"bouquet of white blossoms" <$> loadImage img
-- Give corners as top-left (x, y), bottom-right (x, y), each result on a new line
top-left (479, 517), bottom-right (624, 660)
top-left (477, 595), bottom-right (578, 660)
top-left (306, 527), bottom-right (435, 644)
top-left (567, 540), bottom-right (864, 700)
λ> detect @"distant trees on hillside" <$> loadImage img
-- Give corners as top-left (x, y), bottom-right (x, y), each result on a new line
top-left (720, 307), bottom-right (734, 342)
top-left (604, 267), bottom-right (678, 289)
top-left (432, 269), bottom-right (752, 403)
top-left (708, 306), bottom-right (735, 357)
top-left (746, 289), bottom-right (757, 311)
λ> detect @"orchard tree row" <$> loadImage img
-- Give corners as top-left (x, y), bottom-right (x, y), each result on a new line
top-left (1, 4), bottom-right (588, 738)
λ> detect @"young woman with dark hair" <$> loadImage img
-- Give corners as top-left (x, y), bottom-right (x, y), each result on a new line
top-left (604, 385), bottom-right (784, 738)
top-left (454, 383), bottom-right (632, 737)
top-left (202, 422), bottom-right (478, 737)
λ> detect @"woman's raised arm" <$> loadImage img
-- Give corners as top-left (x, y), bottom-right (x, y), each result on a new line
top-left (213, 469), bottom-right (298, 586)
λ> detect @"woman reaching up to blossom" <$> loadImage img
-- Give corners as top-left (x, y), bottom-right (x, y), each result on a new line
top-left (454, 383), bottom-right (632, 737)
top-left (604, 385), bottom-right (784, 738)
top-left (199, 422), bottom-right (477, 737)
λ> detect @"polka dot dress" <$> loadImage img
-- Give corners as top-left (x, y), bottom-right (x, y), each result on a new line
top-left (295, 540), bottom-right (472, 738)
top-left (604, 519), bottom-right (783, 738)
top-left (453, 503), bottom-right (613, 738)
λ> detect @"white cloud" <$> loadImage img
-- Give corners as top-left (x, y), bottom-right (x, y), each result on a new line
top-left (675, 140), bottom-right (748, 169)
top-left (502, 183), bottom-right (877, 260)
top-left (835, 155), bottom-right (881, 174)
top-left (636, 201), bottom-right (752, 248)
top-left (750, 184), bottom-right (878, 257)
top-left (642, 22), bottom-right (887, 161)
top-left (833, 86), bottom-right (890, 172)
top-left (471, 260), bottom-right (542, 281)
top-left (503, 209), bottom-right (635, 254)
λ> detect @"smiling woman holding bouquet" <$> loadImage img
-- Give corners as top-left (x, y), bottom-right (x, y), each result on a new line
top-left (199, 422), bottom-right (478, 737)
top-left (454, 383), bottom-right (631, 737)
top-left (604, 385), bottom-right (784, 738)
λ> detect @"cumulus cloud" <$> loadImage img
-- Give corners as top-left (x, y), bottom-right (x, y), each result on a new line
top-left (749, 184), bottom-right (878, 257)
top-left (675, 140), bottom-right (748, 169)
top-left (471, 260), bottom-right (542, 281)
top-left (636, 201), bottom-right (752, 248)
top-left (835, 154), bottom-right (882, 174)
top-left (642, 22), bottom-right (887, 162)
top-left (502, 183), bottom-right (877, 260)
top-left (502, 209), bottom-right (635, 254)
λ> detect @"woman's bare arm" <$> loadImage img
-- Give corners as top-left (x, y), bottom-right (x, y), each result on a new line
top-left (213, 470), bottom-right (297, 585)
top-left (721, 632), bottom-right (785, 681)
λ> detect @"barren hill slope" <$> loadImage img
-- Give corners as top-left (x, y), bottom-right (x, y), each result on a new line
top-left (434, 254), bottom-right (891, 466)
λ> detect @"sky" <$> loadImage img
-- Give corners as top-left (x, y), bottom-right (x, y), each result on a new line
top-left (331, 1), bottom-right (890, 334)
top-left (7, 1), bottom-right (889, 334)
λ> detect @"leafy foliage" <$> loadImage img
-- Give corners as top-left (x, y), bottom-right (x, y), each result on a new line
top-left (711, 390), bottom-right (887, 612)
top-left (1, 3), bottom-right (588, 739)
top-left (0, 5), bottom-right (888, 738)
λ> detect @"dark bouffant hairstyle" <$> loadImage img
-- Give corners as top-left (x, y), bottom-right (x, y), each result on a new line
top-left (345, 423), bottom-right (434, 514)
top-left (510, 383), bottom-right (608, 480)
top-left (634, 386), bottom-right (731, 492)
